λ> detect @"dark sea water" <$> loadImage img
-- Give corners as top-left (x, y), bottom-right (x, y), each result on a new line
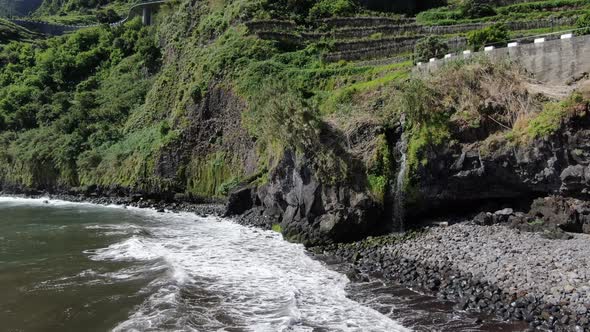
top-left (0, 197), bottom-right (411, 332)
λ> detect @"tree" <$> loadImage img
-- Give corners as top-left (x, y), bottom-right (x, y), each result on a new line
top-left (414, 36), bottom-right (449, 63)
top-left (460, 0), bottom-right (496, 19)
top-left (467, 23), bottom-right (508, 50)
top-left (96, 9), bottom-right (120, 24)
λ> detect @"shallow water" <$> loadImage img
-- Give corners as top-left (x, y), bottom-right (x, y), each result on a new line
top-left (0, 197), bottom-right (408, 332)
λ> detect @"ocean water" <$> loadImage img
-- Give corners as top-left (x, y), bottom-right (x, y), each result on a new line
top-left (0, 197), bottom-right (409, 332)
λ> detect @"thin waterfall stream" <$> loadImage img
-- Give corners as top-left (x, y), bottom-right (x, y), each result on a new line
top-left (393, 126), bottom-right (408, 232)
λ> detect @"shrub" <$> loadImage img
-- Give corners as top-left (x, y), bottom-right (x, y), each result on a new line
top-left (308, 0), bottom-right (357, 19)
top-left (526, 102), bottom-right (563, 139)
top-left (272, 224), bottom-right (283, 233)
top-left (244, 79), bottom-right (321, 155)
top-left (460, 0), bottom-right (496, 18)
top-left (414, 36), bottom-right (449, 63)
top-left (367, 134), bottom-right (392, 202)
top-left (467, 23), bottom-right (508, 50)
top-left (577, 12), bottom-right (590, 35)
top-left (96, 9), bottom-right (120, 24)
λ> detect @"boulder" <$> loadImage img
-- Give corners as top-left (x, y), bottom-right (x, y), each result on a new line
top-left (560, 165), bottom-right (590, 195)
top-left (473, 212), bottom-right (494, 226)
top-left (225, 185), bottom-right (256, 216)
top-left (526, 196), bottom-right (590, 234)
top-left (493, 208), bottom-right (514, 223)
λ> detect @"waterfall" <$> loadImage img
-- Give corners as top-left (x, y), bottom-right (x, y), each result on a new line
top-left (393, 123), bottom-right (408, 232)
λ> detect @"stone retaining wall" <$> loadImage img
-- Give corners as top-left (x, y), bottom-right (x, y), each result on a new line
top-left (420, 33), bottom-right (590, 84)
top-left (325, 36), bottom-right (466, 62)
top-left (317, 16), bottom-right (415, 28)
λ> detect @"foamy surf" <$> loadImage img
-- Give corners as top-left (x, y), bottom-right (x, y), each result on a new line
top-left (84, 208), bottom-right (410, 332)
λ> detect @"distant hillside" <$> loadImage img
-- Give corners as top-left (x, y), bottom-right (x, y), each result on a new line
top-left (0, 18), bottom-right (40, 42)
top-left (26, 0), bottom-right (136, 25)
top-left (0, 0), bottom-right (44, 17)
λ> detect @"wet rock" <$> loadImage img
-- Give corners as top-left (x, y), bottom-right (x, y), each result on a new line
top-left (560, 165), bottom-right (590, 195)
top-left (225, 185), bottom-right (256, 216)
top-left (236, 150), bottom-right (382, 246)
top-left (473, 212), bottom-right (493, 226)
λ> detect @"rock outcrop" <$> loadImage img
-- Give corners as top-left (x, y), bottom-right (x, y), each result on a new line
top-left (227, 150), bottom-right (382, 246)
top-left (522, 196), bottom-right (590, 234)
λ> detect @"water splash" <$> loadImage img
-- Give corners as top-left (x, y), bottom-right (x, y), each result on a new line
top-left (87, 209), bottom-right (410, 332)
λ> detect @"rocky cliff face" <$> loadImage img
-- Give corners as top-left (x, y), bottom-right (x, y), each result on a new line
top-left (155, 85), bottom-right (258, 195)
top-left (408, 101), bottom-right (590, 220)
top-left (227, 150), bottom-right (383, 246)
top-left (227, 75), bottom-right (590, 245)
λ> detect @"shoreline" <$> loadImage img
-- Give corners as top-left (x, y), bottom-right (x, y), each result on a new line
top-left (3, 192), bottom-right (589, 331)
top-left (0, 191), bottom-right (226, 217)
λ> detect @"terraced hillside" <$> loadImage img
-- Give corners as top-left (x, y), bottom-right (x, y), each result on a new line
top-left (247, 0), bottom-right (587, 64)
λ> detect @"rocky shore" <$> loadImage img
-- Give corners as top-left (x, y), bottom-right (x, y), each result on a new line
top-left (313, 223), bottom-right (590, 331)
top-left (0, 191), bottom-right (226, 217)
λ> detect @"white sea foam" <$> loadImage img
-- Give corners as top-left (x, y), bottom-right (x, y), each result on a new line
top-left (88, 210), bottom-right (410, 332)
top-left (33, 265), bottom-right (161, 290)
top-left (86, 224), bottom-right (147, 236)
top-left (0, 196), bottom-right (95, 207)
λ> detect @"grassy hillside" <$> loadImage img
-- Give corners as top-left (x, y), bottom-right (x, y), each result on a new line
top-left (0, 0), bottom-right (414, 198)
top-left (0, 0), bottom-right (588, 200)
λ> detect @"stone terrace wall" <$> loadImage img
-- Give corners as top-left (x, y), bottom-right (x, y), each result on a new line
top-left (247, 17), bottom-right (576, 43)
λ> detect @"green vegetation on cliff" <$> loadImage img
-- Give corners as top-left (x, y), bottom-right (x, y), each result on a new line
top-left (1, 0), bottom-right (586, 205)
top-left (417, 0), bottom-right (590, 26)
top-left (0, 18), bottom-right (160, 190)
top-left (0, 0), bottom-right (414, 199)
